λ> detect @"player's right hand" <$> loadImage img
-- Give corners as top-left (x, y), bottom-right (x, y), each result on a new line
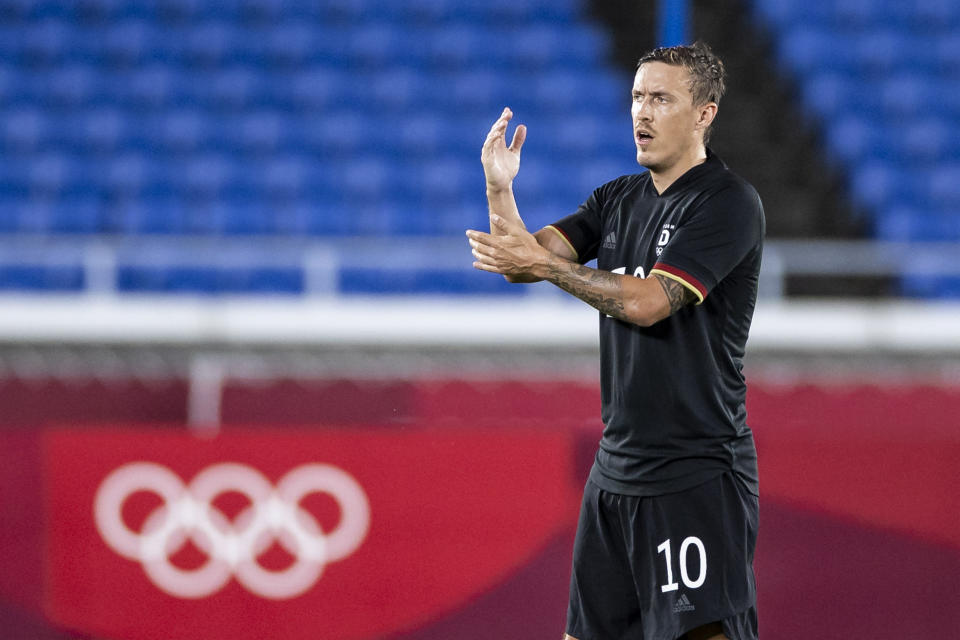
top-left (481, 107), bottom-right (526, 192)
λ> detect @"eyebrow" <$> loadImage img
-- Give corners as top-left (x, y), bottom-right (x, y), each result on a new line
top-left (632, 90), bottom-right (671, 97)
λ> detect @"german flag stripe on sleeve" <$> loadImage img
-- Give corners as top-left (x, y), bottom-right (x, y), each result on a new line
top-left (650, 263), bottom-right (707, 304)
top-left (544, 225), bottom-right (579, 261)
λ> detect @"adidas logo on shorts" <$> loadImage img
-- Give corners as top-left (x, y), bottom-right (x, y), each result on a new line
top-left (673, 593), bottom-right (695, 613)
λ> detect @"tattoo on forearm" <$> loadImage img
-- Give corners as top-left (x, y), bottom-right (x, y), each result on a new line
top-left (545, 260), bottom-right (629, 321)
top-left (654, 274), bottom-right (696, 313)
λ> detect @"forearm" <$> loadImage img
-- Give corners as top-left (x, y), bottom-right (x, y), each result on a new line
top-left (537, 254), bottom-right (668, 327)
top-left (540, 254), bottom-right (631, 321)
top-left (486, 186), bottom-right (525, 235)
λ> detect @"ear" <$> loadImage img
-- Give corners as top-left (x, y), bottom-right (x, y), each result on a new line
top-left (695, 102), bottom-right (718, 133)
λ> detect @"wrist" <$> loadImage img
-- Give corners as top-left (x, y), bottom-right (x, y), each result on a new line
top-left (485, 183), bottom-right (513, 196)
top-left (531, 246), bottom-right (558, 281)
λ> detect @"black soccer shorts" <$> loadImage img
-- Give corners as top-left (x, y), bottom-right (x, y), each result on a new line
top-left (566, 472), bottom-right (758, 640)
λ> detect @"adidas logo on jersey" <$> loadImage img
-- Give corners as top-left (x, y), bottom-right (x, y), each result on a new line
top-left (602, 232), bottom-right (617, 249)
top-left (673, 593), bottom-right (695, 613)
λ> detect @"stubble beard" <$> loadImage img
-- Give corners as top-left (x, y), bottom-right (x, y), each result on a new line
top-left (636, 148), bottom-right (663, 173)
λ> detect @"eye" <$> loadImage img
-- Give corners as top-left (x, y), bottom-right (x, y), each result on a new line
top-left (656, 95), bottom-right (669, 104)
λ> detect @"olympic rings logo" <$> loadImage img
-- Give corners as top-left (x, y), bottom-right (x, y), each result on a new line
top-left (94, 462), bottom-right (370, 600)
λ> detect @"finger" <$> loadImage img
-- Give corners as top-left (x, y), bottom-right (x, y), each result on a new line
top-left (466, 229), bottom-right (494, 244)
top-left (472, 248), bottom-right (497, 265)
top-left (469, 239), bottom-right (497, 258)
top-left (485, 108), bottom-right (512, 139)
top-left (508, 124), bottom-right (526, 154)
top-left (490, 214), bottom-right (520, 233)
top-left (473, 261), bottom-right (504, 274)
top-left (483, 127), bottom-right (503, 150)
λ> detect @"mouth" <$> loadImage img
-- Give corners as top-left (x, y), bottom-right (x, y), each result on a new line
top-left (635, 129), bottom-right (654, 146)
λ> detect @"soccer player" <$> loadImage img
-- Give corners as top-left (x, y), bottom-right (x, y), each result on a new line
top-left (466, 42), bottom-right (763, 640)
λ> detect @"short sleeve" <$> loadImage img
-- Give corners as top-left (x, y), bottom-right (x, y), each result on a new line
top-left (650, 183), bottom-right (764, 303)
top-left (546, 180), bottom-right (617, 264)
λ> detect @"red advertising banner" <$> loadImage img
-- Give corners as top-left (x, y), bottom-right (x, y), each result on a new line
top-left (42, 427), bottom-right (581, 640)
top-left (0, 378), bottom-right (957, 638)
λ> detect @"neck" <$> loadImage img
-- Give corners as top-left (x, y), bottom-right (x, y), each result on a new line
top-left (649, 144), bottom-right (708, 194)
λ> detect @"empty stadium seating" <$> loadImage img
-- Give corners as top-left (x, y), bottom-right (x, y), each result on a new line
top-left (0, 0), bottom-right (632, 235)
top-left (0, 0), bottom-right (635, 293)
top-left (750, 0), bottom-right (960, 296)
top-left (3, 0), bottom-right (958, 296)
top-left (0, 0), bottom-right (644, 293)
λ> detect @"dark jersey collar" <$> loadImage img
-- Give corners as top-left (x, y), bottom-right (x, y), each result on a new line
top-left (650, 147), bottom-right (725, 197)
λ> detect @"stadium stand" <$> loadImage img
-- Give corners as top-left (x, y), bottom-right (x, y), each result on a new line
top-left (0, 0), bottom-right (637, 294)
top-left (749, 0), bottom-right (960, 296)
top-left (1, 0), bottom-right (957, 297)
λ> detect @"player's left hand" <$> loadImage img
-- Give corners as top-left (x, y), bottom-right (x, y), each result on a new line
top-left (466, 214), bottom-right (547, 279)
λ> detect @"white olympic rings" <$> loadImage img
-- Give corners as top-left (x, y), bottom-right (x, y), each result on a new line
top-left (94, 462), bottom-right (370, 599)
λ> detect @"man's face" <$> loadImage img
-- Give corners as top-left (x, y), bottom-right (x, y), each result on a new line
top-left (631, 61), bottom-right (704, 172)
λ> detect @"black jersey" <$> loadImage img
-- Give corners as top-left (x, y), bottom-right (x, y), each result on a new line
top-left (548, 150), bottom-right (764, 497)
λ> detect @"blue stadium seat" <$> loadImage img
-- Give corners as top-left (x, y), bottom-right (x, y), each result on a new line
top-left (514, 24), bottom-right (603, 68)
top-left (420, 156), bottom-right (476, 206)
top-left (48, 195), bottom-right (104, 234)
top-left (116, 196), bottom-right (189, 234)
top-left (754, 0), bottom-right (960, 269)
top-left (177, 21), bottom-right (243, 68)
top-left (258, 155), bottom-right (311, 201)
top-left (848, 162), bottom-right (899, 212)
top-left (74, 0), bottom-right (132, 20)
top-left (936, 33), bottom-right (960, 72)
top-left (0, 0), bottom-right (643, 295)
top-left (878, 73), bottom-right (935, 119)
top-left (929, 164), bottom-right (960, 210)
top-left (751, 0), bottom-right (836, 29)
top-left (204, 65), bottom-right (264, 111)
top-left (212, 200), bottom-right (268, 235)
top-left (100, 20), bottom-right (156, 66)
top-left (341, 156), bottom-right (393, 204)
top-left (312, 111), bottom-right (367, 157)
top-left (103, 153), bottom-right (149, 197)
top-left (22, 18), bottom-right (71, 66)
top-left (269, 201), bottom-right (312, 235)
top-left (913, 0), bottom-right (960, 28)
top-left (234, 110), bottom-right (288, 154)
top-left (854, 30), bottom-right (916, 76)
top-left (340, 265), bottom-right (522, 295)
top-left (117, 64), bottom-right (177, 108)
top-left (872, 204), bottom-right (960, 243)
top-left (774, 27), bottom-right (842, 75)
top-left (79, 107), bottom-right (127, 152)
top-left (224, 266), bottom-right (303, 294)
top-left (0, 264), bottom-right (84, 291)
top-left (1, 107), bottom-right (48, 152)
top-left (874, 206), bottom-right (924, 242)
top-left (261, 22), bottom-right (319, 68)
top-left (179, 154), bottom-right (233, 200)
top-left (824, 117), bottom-right (882, 166)
top-left (899, 117), bottom-right (954, 165)
top-left (46, 64), bottom-right (99, 107)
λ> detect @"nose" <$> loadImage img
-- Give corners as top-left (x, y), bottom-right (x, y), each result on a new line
top-left (633, 97), bottom-right (652, 122)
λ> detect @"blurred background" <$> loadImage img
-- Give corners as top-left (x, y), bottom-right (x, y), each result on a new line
top-left (0, 0), bottom-right (958, 638)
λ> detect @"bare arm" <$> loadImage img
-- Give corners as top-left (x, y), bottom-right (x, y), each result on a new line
top-left (481, 107), bottom-right (527, 235)
top-left (479, 107), bottom-right (576, 281)
top-left (467, 215), bottom-right (697, 327)
top-left (539, 252), bottom-right (696, 326)
top-left (471, 108), bottom-right (697, 322)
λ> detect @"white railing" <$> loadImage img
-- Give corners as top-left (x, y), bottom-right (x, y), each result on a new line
top-left (0, 237), bottom-right (958, 358)
top-left (2, 236), bottom-right (958, 299)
